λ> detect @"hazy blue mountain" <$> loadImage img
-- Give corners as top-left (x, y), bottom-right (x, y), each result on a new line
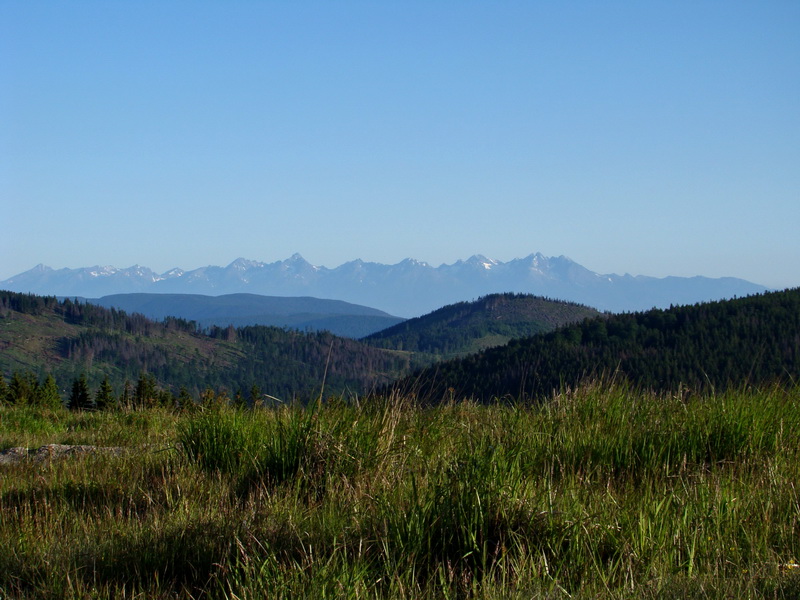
top-left (2, 253), bottom-right (768, 317)
top-left (2, 264), bottom-right (165, 297)
top-left (88, 293), bottom-right (404, 338)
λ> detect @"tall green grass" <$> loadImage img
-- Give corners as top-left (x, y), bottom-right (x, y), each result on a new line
top-left (2, 384), bottom-right (800, 598)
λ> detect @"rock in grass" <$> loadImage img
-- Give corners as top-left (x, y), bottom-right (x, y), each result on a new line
top-left (0, 444), bottom-right (129, 465)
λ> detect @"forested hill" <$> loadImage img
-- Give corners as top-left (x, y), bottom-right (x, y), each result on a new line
top-left (362, 293), bottom-right (602, 358)
top-left (0, 291), bottom-right (411, 401)
top-left (393, 288), bottom-right (800, 402)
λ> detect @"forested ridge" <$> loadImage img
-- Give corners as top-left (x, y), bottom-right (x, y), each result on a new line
top-left (4, 288), bottom-right (800, 408)
top-left (395, 288), bottom-right (800, 402)
top-left (363, 292), bottom-right (601, 357)
top-left (0, 291), bottom-right (411, 405)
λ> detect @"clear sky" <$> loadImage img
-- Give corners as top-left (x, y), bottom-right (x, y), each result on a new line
top-left (2, 1), bottom-right (798, 289)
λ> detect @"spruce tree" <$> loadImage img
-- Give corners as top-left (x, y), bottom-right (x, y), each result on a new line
top-left (94, 376), bottom-right (116, 411)
top-left (135, 373), bottom-right (157, 409)
top-left (120, 380), bottom-right (133, 409)
top-left (7, 372), bottom-right (35, 405)
top-left (158, 389), bottom-right (175, 409)
top-left (36, 374), bottom-right (63, 409)
top-left (68, 374), bottom-right (93, 411)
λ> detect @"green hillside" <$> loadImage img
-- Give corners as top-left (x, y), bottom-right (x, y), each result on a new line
top-left (394, 288), bottom-right (800, 402)
top-left (0, 291), bottom-right (411, 402)
top-left (363, 293), bottom-right (601, 359)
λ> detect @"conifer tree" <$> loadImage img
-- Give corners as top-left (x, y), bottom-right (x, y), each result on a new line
top-left (120, 380), bottom-right (133, 409)
top-left (0, 372), bottom-right (8, 404)
top-left (158, 389), bottom-right (175, 409)
top-left (7, 372), bottom-right (35, 405)
top-left (36, 374), bottom-right (63, 409)
top-left (68, 374), bottom-right (93, 411)
top-left (94, 376), bottom-right (116, 411)
top-left (177, 386), bottom-right (194, 411)
top-left (135, 373), bottom-right (158, 409)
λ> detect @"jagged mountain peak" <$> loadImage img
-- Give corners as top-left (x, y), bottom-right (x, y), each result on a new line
top-left (464, 255), bottom-right (498, 269)
top-left (85, 265), bottom-right (118, 277)
top-left (397, 257), bottom-right (429, 268)
top-left (520, 252), bottom-right (548, 263)
top-left (286, 253), bottom-right (309, 263)
top-left (226, 258), bottom-right (267, 271)
top-left (82, 264), bottom-right (158, 278)
top-left (279, 253), bottom-right (319, 273)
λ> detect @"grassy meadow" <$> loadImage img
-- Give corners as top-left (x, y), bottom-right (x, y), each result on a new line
top-left (2, 384), bottom-right (800, 598)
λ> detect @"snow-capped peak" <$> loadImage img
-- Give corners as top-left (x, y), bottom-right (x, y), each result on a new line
top-left (162, 268), bottom-right (185, 278)
top-left (227, 258), bottom-right (266, 271)
top-left (398, 258), bottom-right (430, 268)
top-left (87, 266), bottom-right (120, 277)
top-left (466, 254), bottom-right (498, 270)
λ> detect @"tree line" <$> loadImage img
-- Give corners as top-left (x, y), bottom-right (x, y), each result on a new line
top-left (0, 369), bottom-right (271, 411)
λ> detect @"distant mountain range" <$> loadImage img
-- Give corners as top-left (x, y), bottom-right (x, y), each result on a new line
top-left (0, 254), bottom-right (768, 316)
top-left (89, 293), bottom-right (403, 338)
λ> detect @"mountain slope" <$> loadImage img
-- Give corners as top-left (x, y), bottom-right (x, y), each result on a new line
top-left (392, 288), bottom-right (800, 402)
top-left (1, 254), bottom-right (768, 316)
top-left (0, 291), bottom-right (411, 400)
top-left (88, 293), bottom-right (404, 338)
top-left (362, 293), bottom-right (602, 358)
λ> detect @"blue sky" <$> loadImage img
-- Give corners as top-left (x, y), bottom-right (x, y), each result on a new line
top-left (2, 1), bottom-right (798, 289)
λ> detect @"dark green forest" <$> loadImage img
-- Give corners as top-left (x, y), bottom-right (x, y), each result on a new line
top-left (395, 288), bottom-right (800, 402)
top-left (363, 292), bottom-right (601, 357)
top-left (4, 288), bottom-right (800, 409)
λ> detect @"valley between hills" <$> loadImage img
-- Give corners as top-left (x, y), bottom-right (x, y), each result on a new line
top-left (0, 291), bottom-right (603, 402)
